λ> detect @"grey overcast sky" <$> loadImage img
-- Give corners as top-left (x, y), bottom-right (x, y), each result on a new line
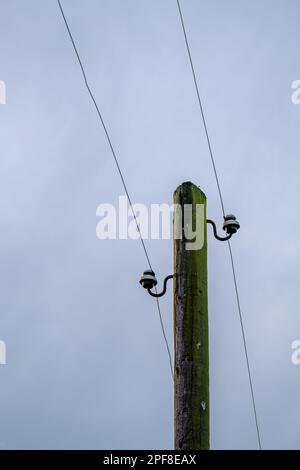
top-left (0, 0), bottom-right (300, 450)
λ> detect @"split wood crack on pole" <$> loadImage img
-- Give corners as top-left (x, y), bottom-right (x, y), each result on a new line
top-left (174, 181), bottom-right (209, 450)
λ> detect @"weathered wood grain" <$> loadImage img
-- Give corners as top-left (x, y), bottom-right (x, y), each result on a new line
top-left (174, 182), bottom-right (209, 450)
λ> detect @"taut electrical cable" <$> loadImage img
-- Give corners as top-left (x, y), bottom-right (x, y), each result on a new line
top-left (176, 0), bottom-right (262, 450)
top-left (56, 0), bottom-right (174, 381)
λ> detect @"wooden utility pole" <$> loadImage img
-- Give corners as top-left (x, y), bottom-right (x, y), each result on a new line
top-left (173, 181), bottom-right (209, 450)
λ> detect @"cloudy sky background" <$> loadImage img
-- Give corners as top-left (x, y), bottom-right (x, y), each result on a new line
top-left (0, 0), bottom-right (300, 450)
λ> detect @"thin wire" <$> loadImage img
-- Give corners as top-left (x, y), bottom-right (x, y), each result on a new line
top-left (57, 0), bottom-right (151, 269)
top-left (227, 241), bottom-right (262, 449)
top-left (176, 0), bottom-right (262, 450)
top-left (176, 0), bottom-right (225, 217)
top-left (56, 0), bottom-right (173, 380)
top-left (155, 293), bottom-right (174, 380)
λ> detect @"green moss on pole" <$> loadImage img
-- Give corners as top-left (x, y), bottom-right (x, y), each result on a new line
top-left (173, 182), bottom-right (209, 450)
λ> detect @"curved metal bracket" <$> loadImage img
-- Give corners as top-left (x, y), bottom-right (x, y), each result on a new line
top-left (207, 219), bottom-right (232, 241)
top-left (148, 274), bottom-right (174, 298)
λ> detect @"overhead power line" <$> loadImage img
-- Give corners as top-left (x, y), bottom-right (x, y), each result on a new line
top-left (176, 0), bottom-right (262, 450)
top-left (56, 0), bottom-right (174, 381)
top-left (227, 240), bottom-right (262, 448)
top-left (176, 0), bottom-right (225, 217)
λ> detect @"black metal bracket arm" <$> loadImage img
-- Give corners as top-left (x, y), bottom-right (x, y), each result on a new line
top-left (207, 219), bottom-right (232, 241)
top-left (139, 271), bottom-right (175, 298)
top-left (148, 274), bottom-right (174, 298)
top-left (207, 214), bottom-right (240, 242)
